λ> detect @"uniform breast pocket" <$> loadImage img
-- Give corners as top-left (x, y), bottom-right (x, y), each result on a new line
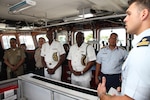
top-left (101, 54), bottom-right (108, 61)
top-left (16, 51), bottom-right (21, 59)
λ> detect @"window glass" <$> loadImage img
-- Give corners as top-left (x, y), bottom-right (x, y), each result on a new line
top-left (2, 35), bottom-right (16, 49)
top-left (74, 30), bottom-right (93, 43)
top-left (57, 31), bottom-right (68, 44)
top-left (19, 34), bottom-right (35, 50)
top-left (58, 35), bottom-right (66, 44)
top-left (36, 34), bottom-right (48, 42)
top-left (100, 28), bottom-right (126, 48)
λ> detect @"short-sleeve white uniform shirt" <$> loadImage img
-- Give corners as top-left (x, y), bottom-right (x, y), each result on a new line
top-left (41, 40), bottom-right (65, 69)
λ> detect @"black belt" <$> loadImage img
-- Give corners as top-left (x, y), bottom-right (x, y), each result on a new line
top-left (102, 73), bottom-right (121, 76)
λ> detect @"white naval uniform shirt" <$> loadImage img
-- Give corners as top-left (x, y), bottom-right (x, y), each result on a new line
top-left (41, 40), bottom-right (65, 69)
top-left (96, 46), bottom-right (128, 74)
top-left (67, 43), bottom-right (96, 81)
top-left (121, 29), bottom-right (150, 100)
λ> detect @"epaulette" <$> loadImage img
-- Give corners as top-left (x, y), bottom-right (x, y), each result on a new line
top-left (118, 46), bottom-right (126, 50)
top-left (137, 36), bottom-right (150, 47)
top-left (101, 46), bottom-right (106, 49)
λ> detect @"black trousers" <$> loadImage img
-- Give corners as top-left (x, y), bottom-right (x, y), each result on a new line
top-left (100, 73), bottom-right (121, 92)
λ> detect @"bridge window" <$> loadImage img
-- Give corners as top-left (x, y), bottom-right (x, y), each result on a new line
top-left (19, 33), bottom-right (35, 50)
top-left (57, 31), bottom-right (68, 44)
top-left (36, 34), bottom-right (48, 42)
top-left (2, 35), bottom-right (16, 49)
top-left (75, 30), bottom-right (93, 43)
top-left (99, 28), bottom-right (126, 48)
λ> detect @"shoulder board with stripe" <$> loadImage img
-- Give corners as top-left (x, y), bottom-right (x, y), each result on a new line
top-left (118, 46), bottom-right (126, 50)
top-left (101, 46), bottom-right (106, 49)
top-left (137, 36), bottom-right (150, 47)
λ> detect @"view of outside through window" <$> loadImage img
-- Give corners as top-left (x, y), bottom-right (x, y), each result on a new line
top-left (84, 30), bottom-right (93, 42)
top-left (19, 35), bottom-right (35, 50)
top-left (36, 34), bottom-right (48, 42)
top-left (57, 31), bottom-right (68, 44)
top-left (2, 28), bottom-right (126, 50)
top-left (36, 32), bottom-right (67, 45)
top-left (100, 28), bottom-right (126, 48)
top-left (2, 34), bottom-right (35, 50)
top-left (58, 35), bottom-right (66, 44)
top-left (2, 35), bottom-right (16, 49)
top-left (75, 30), bottom-right (93, 43)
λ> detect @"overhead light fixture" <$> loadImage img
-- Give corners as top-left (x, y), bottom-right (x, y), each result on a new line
top-left (78, 8), bottom-right (96, 18)
top-left (63, 16), bottom-right (85, 22)
top-left (79, 13), bottom-right (94, 18)
top-left (63, 8), bottom-right (96, 22)
top-left (9, 0), bottom-right (36, 13)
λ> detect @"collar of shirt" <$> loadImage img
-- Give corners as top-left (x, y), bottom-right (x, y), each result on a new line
top-left (132, 28), bottom-right (150, 47)
top-left (76, 42), bottom-right (87, 48)
top-left (48, 40), bottom-right (56, 46)
top-left (106, 45), bottom-right (118, 50)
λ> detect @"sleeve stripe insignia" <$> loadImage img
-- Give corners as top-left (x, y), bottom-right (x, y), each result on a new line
top-left (137, 36), bottom-right (150, 47)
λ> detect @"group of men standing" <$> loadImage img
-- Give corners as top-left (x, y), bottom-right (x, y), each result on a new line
top-left (40, 29), bottom-right (127, 90)
top-left (40, 29), bottom-right (96, 88)
top-left (3, 28), bottom-right (127, 91)
top-left (2, 0), bottom-right (150, 99)
top-left (7, 26), bottom-right (148, 100)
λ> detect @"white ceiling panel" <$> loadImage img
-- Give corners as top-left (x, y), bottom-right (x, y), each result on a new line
top-left (0, 0), bottom-right (128, 26)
